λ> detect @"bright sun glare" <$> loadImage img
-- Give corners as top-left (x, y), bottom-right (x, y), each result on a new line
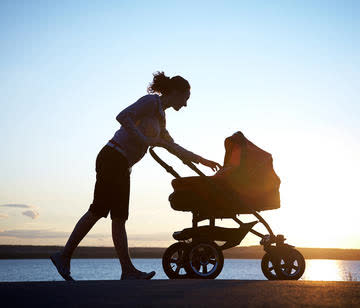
top-left (302, 260), bottom-right (356, 281)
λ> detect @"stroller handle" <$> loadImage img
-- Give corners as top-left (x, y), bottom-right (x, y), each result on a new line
top-left (149, 146), bottom-right (205, 178)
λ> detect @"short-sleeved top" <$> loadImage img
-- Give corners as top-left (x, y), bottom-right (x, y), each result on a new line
top-left (111, 94), bottom-right (201, 168)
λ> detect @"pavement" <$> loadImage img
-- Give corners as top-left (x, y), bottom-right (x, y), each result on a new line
top-left (1, 280), bottom-right (359, 307)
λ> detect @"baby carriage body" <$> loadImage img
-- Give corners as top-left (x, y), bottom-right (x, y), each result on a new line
top-left (151, 131), bottom-right (305, 280)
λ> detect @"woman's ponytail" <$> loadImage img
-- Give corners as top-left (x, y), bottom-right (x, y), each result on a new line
top-left (148, 71), bottom-right (190, 95)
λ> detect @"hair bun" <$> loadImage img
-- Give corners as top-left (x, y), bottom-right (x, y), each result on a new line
top-left (147, 71), bottom-right (171, 95)
top-left (147, 71), bottom-right (190, 95)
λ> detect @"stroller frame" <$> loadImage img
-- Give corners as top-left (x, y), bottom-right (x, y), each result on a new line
top-left (150, 147), bottom-right (306, 280)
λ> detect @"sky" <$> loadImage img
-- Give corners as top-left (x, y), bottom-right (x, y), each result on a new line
top-left (0, 0), bottom-right (359, 249)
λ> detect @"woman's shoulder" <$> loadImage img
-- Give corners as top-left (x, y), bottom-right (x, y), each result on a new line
top-left (136, 94), bottom-right (160, 104)
top-left (121, 94), bottom-right (161, 116)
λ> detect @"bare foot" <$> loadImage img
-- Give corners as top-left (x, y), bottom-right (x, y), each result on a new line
top-left (121, 270), bottom-right (156, 280)
top-left (50, 251), bottom-right (74, 281)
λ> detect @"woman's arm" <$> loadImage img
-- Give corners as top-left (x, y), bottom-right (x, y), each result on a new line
top-left (116, 96), bottom-right (157, 145)
top-left (158, 129), bottom-right (221, 171)
top-left (157, 128), bottom-right (200, 163)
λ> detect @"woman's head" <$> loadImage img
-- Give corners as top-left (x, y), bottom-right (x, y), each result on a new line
top-left (147, 71), bottom-right (190, 111)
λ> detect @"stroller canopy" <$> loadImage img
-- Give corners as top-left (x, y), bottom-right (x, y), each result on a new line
top-left (222, 131), bottom-right (280, 195)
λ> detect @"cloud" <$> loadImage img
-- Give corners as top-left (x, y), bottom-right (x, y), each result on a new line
top-left (22, 210), bottom-right (39, 220)
top-left (0, 213), bottom-right (9, 219)
top-left (0, 229), bottom-right (68, 239)
top-left (0, 203), bottom-right (40, 219)
top-left (0, 204), bottom-right (32, 209)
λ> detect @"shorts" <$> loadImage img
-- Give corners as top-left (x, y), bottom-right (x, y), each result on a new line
top-left (89, 145), bottom-right (130, 220)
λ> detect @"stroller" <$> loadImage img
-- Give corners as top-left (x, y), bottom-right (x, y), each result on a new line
top-left (150, 131), bottom-right (305, 280)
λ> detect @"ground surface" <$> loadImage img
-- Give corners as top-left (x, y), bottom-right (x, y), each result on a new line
top-left (0, 280), bottom-right (359, 307)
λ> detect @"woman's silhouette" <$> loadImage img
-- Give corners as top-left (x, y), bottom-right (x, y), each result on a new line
top-left (50, 71), bottom-right (221, 280)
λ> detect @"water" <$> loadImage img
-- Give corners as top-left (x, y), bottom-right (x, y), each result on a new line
top-left (0, 259), bottom-right (359, 282)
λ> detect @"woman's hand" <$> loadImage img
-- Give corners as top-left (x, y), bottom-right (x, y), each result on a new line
top-left (199, 157), bottom-right (222, 172)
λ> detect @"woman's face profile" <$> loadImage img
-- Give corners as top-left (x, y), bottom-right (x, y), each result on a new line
top-left (170, 89), bottom-right (190, 111)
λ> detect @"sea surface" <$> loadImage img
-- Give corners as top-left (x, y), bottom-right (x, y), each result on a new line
top-left (0, 259), bottom-right (359, 282)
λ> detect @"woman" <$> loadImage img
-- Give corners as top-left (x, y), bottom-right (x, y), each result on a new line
top-left (50, 72), bottom-right (221, 280)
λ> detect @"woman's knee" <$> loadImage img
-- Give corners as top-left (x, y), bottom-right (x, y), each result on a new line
top-left (87, 210), bottom-right (102, 221)
top-left (112, 217), bottom-right (127, 225)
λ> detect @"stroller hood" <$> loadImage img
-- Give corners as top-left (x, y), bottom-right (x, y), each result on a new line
top-left (221, 131), bottom-right (281, 202)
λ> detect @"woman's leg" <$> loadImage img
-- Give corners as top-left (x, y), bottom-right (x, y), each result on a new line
top-left (112, 218), bottom-right (137, 273)
top-left (52, 210), bottom-right (101, 276)
top-left (51, 210), bottom-right (101, 280)
top-left (62, 210), bottom-right (101, 258)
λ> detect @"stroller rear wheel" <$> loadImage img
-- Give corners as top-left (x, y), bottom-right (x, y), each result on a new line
top-left (185, 241), bottom-right (224, 279)
top-left (162, 242), bottom-right (191, 279)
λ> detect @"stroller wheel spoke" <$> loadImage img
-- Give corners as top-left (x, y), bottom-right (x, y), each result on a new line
top-left (175, 266), bottom-right (181, 274)
top-left (209, 259), bottom-right (216, 265)
top-left (170, 258), bottom-right (177, 264)
top-left (202, 264), bottom-right (208, 274)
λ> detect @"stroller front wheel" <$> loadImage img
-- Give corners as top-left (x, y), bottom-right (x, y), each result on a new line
top-left (185, 241), bottom-right (224, 279)
top-left (261, 252), bottom-right (281, 280)
top-left (276, 248), bottom-right (306, 280)
top-left (261, 248), bottom-right (306, 280)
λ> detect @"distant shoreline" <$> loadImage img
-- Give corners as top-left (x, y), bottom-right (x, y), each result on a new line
top-left (1, 245), bottom-right (359, 260)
